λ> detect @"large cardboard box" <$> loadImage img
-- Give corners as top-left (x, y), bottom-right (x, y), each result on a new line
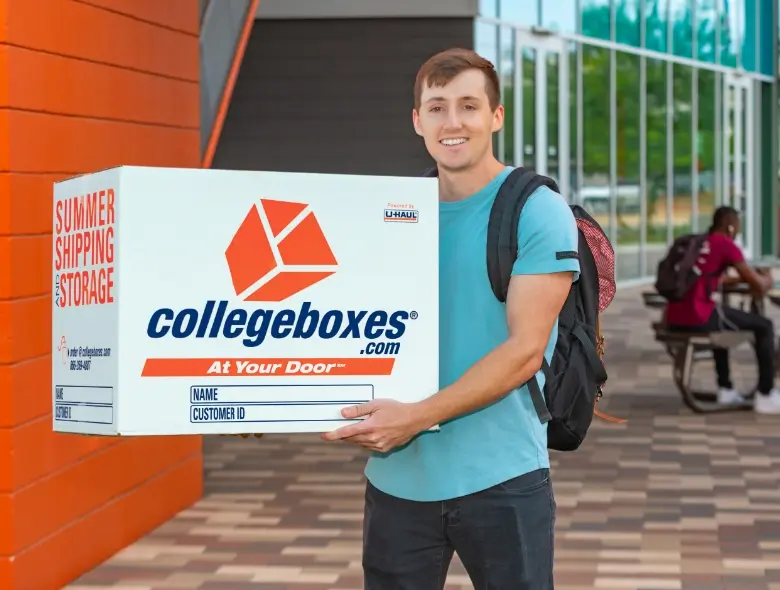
top-left (52, 167), bottom-right (439, 435)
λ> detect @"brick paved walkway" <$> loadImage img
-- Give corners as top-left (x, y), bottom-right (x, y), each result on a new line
top-left (68, 286), bottom-right (780, 590)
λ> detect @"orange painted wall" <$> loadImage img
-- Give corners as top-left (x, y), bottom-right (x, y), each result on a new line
top-left (0, 1), bottom-right (203, 588)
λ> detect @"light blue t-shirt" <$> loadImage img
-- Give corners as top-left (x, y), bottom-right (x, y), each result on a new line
top-left (364, 166), bottom-right (581, 502)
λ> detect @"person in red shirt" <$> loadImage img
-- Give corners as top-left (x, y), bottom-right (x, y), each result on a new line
top-left (665, 206), bottom-right (780, 413)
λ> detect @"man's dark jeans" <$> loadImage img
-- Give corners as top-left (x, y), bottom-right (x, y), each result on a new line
top-left (362, 468), bottom-right (555, 589)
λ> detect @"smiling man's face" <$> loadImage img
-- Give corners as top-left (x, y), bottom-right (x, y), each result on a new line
top-left (413, 68), bottom-right (504, 173)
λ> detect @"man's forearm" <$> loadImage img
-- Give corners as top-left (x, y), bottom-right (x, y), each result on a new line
top-left (415, 339), bottom-right (545, 430)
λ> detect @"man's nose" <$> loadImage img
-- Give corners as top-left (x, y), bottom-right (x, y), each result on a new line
top-left (444, 110), bottom-right (463, 129)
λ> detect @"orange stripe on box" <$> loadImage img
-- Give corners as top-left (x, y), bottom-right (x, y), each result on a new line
top-left (141, 357), bottom-right (396, 377)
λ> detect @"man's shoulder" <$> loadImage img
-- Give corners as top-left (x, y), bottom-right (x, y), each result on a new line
top-left (708, 233), bottom-right (744, 260)
top-left (516, 185), bottom-right (577, 239)
top-left (522, 184), bottom-right (572, 214)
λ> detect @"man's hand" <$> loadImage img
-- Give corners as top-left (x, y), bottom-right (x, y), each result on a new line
top-left (320, 399), bottom-right (427, 453)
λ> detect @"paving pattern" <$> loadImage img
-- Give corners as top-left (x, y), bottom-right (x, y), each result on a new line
top-left (68, 286), bottom-right (780, 590)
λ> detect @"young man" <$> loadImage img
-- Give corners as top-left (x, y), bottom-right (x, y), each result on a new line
top-left (665, 206), bottom-right (780, 413)
top-left (322, 48), bottom-right (579, 589)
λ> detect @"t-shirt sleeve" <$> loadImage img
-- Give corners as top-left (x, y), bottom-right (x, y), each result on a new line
top-left (721, 236), bottom-right (745, 266)
top-left (511, 186), bottom-right (581, 280)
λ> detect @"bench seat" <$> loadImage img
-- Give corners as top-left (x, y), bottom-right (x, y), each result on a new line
top-left (652, 322), bottom-right (754, 348)
top-left (650, 322), bottom-right (755, 413)
top-left (642, 291), bottom-right (667, 309)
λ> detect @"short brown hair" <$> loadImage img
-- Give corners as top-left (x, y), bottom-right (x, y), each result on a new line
top-left (413, 47), bottom-right (501, 111)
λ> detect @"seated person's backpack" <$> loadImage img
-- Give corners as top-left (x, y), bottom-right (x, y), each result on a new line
top-left (423, 166), bottom-right (620, 451)
top-left (654, 233), bottom-right (709, 301)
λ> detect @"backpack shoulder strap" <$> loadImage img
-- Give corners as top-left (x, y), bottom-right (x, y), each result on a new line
top-left (487, 168), bottom-right (560, 303)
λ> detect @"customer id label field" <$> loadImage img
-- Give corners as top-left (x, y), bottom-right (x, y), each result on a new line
top-left (189, 384), bottom-right (373, 424)
top-left (54, 385), bottom-right (114, 425)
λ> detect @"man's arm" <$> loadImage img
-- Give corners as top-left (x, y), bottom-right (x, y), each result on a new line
top-left (732, 260), bottom-right (773, 295)
top-left (321, 186), bottom-right (580, 451)
top-left (415, 270), bottom-right (573, 429)
top-left (416, 186), bottom-right (580, 427)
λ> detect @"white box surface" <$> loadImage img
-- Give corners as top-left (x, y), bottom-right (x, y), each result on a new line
top-left (52, 166), bottom-right (439, 435)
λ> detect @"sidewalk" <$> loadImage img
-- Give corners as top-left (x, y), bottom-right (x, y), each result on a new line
top-left (68, 286), bottom-right (780, 590)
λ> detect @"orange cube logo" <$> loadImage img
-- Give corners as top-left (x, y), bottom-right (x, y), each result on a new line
top-left (225, 199), bottom-right (338, 302)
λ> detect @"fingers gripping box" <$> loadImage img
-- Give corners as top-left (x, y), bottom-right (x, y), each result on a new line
top-left (52, 167), bottom-right (439, 436)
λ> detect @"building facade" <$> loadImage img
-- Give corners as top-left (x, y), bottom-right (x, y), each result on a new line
top-left (216, 0), bottom-right (779, 283)
top-left (0, 2), bottom-right (205, 589)
top-left (474, 0), bottom-right (778, 282)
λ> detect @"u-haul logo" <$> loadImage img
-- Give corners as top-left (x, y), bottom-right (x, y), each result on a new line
top-left (225, 199), bottom-right (337, 302)
top-left (384, 208), bottom-right (419, 223)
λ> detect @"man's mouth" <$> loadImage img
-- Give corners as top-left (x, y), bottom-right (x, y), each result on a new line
top-left (440, 138), bottom-right (468, 146)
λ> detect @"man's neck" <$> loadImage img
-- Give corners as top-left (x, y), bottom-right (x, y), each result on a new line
top-left (437, 157), bottom-right (507, 203)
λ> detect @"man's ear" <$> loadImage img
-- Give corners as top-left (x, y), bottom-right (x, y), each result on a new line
top-left (412, 108), bottom-right (423, 137)
top-left (491, 104), bottom-right (505, 133)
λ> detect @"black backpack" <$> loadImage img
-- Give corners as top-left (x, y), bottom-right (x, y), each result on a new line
top-left (423, 166), bottom-right (618, 451)
top-left (654, 233), bottom-right (709, 301)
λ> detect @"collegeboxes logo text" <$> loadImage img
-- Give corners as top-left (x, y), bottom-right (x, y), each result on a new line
top-left (144, 198), bottom-right (418, 371)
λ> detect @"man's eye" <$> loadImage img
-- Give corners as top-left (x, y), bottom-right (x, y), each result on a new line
top-left (464, 104), bottom-right (477, 110)
top-left (429, 106), bottom-right (443, 112)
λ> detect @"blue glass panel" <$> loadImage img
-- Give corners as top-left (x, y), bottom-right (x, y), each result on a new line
top-left (645, 0), bottom-right (668, 52)
top-left (475, 21), bottom-right (500, 155)
top-left (582, 0), bottom-right (611, 41)
top-left (720, 0), bottom-right (738, 66)
top-left (475, 21), bottom-right (499, 66)
top-left (695, 0), bottom-right (717, 62)
top-left (499, 0), bottom-right (539, 26)
top-left (670, 0), bottom-right (693, 58)
top-left (615, 0), bottom-right (641, 47)
top-left (742, 0), bottom-right (757, 71)
top-left (500, 26), bottom-right (515, 164)
top-left (542, 0), bottom-right (578, 33)
top-left (758, 0), bottom-right (773, 75)
top-left (480, 0), bottom-right (498, 18)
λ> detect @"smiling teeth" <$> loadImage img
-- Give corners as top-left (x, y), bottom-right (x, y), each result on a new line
top-left (441, 138), bottom-right (467, 146)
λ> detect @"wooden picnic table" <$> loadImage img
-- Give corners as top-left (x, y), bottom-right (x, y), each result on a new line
top-left (719, 275), bottom-right (780, 315)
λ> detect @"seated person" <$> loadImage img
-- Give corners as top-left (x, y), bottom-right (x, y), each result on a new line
top-left (665, 206), bottom-right (780, 413)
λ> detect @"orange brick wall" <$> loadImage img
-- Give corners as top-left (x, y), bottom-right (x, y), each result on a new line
top-left (0, 1), bottom-right (203, 588)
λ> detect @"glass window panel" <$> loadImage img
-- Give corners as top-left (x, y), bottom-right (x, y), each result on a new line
top-left (568, 41), bottom-right (578, 202)
top-left (739, 86), bottom-right (747, 231)
top-left (719, 0), bottom-right (738, 66)
top-left (695, 0), bottom-right (717, 63)
top-left (582, 45), bottom-right (611, 235)
top-left (670, 0), bottom-right (693, 58)
top-left (645, 59), bottom-right (669, 274)
top-left (500, 26), bottom-right (515, 165)
top-left (542, 0), bottom-right (578, 33)
top-left (480, 0), bottom-right (498, 18)
top-left (615, 51), bottom-right (641, 281)
top-left (672, 64), bottom-right (694, 237)
top-left (499, 0), bottom-right (539, 27)
top-left (520, 47), bottom-right (536, 170)
top-left (582, 0), bottom-right (611, 41)
top-left (476, 21), bottom-right (499, 65)
top-left (759, 0), bottom-right (773, 75)
top-left (697, 70), bottom-right (717, 232)
top-left (547, 51), bottom-right (561, 183)
top-left (645, 0), bottom-right (668, 52)
top-left (741, 0), bottom-right (757, 71)
top-left (475, 22), bottom-right (500, 155)
top-left (725, 84), bottom-right (736, 208)
top-left (615, 0), bottom-right (641, 47)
